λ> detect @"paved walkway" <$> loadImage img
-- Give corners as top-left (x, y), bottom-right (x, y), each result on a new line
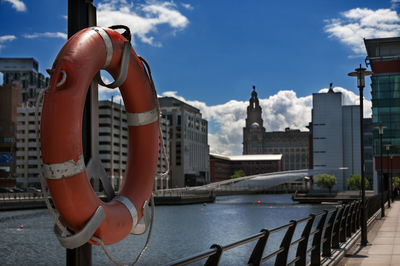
top-left (340, 200), bottom-right (400, 266)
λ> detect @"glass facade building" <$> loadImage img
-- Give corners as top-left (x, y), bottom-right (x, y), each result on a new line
top-left (371, 74), bottom-right (400, 154)
top-left (365, 37), bottom-right (400, 194)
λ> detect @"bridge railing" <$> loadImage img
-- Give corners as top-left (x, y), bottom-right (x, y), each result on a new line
top-left (164, 193), bottom-right (387, 266)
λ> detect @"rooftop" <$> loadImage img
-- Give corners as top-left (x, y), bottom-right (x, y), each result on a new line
top-left (210, 153), bottom-right (282, 161)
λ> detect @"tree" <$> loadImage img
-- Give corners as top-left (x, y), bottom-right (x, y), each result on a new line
top-left (347, 174), bottom-right (369, 190)
top-left (231, 170), bottom-right (245, 179)
top-left (315, 174), bottom-right (337, 193)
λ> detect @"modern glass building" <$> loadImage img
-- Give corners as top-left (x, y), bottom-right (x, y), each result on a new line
top-left (365, 37), bottom-right (400, 192)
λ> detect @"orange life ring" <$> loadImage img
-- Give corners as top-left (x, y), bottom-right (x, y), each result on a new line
top-left (40, 27), bottom-right (158, 245)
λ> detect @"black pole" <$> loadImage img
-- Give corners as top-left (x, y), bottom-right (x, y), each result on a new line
top-left (380, 132), bottom-right (385, 218)
top-left (390, 155), bottom-right (393, 202)
top-left (359, 84), bottom-right (368, 245)
top-left (67, 1), bottom-right (97, 265)
top-left (386, 147), bottom-right (391, 208)
top-left (349, 65), bottom-right (370, 245)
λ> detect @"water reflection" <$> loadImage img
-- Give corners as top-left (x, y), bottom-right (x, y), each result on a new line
top-left (0, 194), bottom-right (336, 265)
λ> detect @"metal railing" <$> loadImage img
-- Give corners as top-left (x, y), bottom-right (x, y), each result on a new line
top-left (164, 193), bottom-right (387, 266)
top-left (0, 192), bottom-right (44, 200)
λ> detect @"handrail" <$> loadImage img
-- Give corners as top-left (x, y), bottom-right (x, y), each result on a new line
top-left (165, 193), bottom-right (387, 266)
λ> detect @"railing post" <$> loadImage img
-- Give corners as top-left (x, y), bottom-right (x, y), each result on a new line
top-left (248, 229), bottom-right (270, 266)
top-left (311, 211), bottom-right (328, 266)
top-left (275, 221), bottom-right (297, 266)
top-left (351, 201), bottom-right (359, 233)
top-left (323, 208), bottom-right (338, 256)
top-left (340, 204), bottom-right (350, 242)
top-left (332, 207), bottom-right (344, 249)
top-left (346, 202), bottom-right (355, 237)
top-left (295, 215), bottom-right (315, 266)
top-left (205, 244), bottom-right (223, 266)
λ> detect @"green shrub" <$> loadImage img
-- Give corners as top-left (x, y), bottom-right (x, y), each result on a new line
top-left (347, 174), bottom-right (368, 190)
top-left (315, 174), bottom-right (337, 193)
top-left (231, 170), bottom-right (245, 179)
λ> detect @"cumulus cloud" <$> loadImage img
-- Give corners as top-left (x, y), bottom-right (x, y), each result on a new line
top-left (0, 35), bottom-right (16, 52)
top-left (324, 8), bottom-right (400, 55)
top-left (96, 0), bottom-right (189, 47)
top-left (3, 0), bottom-right (26, 12)
top-left (23, 32), bottom-right (67, 39)
top-left (98, 75), bottom-right (124, 103)
top-left (97, 86), bottom-right (371, 155)
top-left (160, 88), bottom-right (371, 155)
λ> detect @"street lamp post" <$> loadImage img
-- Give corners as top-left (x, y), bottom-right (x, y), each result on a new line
top-left (391, 154), bottom-right (393, 201)
top-left (376, 124), bottom-right (386, 218)
top-left (384, 143), bottom-right (392, 207)
top-left (348, 64), bottom-right (372, 246)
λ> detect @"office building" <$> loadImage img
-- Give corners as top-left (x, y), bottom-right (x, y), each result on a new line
top-left (363, 118), bottom-right (374, 188)
top-left (365, 37), bottom-right (400, 193)
top-left (98, 100), bottom-right (170, 191)
top-left (0, 84), bottom-right (21, 187)
top-left (210, 153), bottom-right (282, 182)
top-left (243, 86), bottom-right (309, 170)
top-left (13, 99), bottom-right (170, 190)
top-left (311, 89), bottom-right (375, 191)
top-left (159, 97), bottom-right (210, 187)
top-left (15, 104), bottom-right (41, 187)
top-left (0, 58), bottom-right (48, 105)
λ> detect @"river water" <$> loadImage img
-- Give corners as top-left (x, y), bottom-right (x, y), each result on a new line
top-left (0, 194), bottom-right (336, 265)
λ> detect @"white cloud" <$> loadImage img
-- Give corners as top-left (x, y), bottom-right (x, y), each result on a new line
top-left (97, 75), bottom-right (124, 103)
top-left (324, 8), bottom-right (400, 55)
top-left (0, 35), bottom-right (16, 42)
top-left (96, 0), bottom-right (189, 47)
top-left (160, 87), bottom-right (371, 156)
top-left (3, 0), bottom-right (26, 12)
top-left (0, 35), bottom-right (16, 52)
top-left (23, 32), bottom-right (67, 39)
top-left (392, 0), bottom-right (400, 9)
top-left (181, 3), bottom-right (193, 10)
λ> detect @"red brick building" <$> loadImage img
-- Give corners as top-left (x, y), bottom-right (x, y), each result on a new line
top-left (210, 153), bottom-right (282, 182)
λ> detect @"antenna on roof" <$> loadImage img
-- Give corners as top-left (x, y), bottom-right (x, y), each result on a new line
top-left (328, 83), bottom-right (334, 93)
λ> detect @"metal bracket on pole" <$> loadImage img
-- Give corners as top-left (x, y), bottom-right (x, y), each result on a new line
top-left (55, 206), bottom-right (106, 249)
top-left (86, 156), bottom-right (115, 201)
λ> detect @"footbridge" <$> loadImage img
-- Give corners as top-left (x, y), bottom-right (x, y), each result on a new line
top-left (154, 168), bottom-right (342, 197)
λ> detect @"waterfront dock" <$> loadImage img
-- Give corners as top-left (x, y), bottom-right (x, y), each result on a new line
top-left (339, 200), bottom-right (400, 266)
top-left (293, 191), bottom-right (376, 204)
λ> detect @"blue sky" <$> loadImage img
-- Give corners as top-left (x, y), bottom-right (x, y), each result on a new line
top-left (1, 0), bottom-right (400, 154)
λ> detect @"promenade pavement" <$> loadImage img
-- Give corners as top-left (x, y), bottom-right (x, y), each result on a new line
top-left (339, 200), bottom-right (400, 266)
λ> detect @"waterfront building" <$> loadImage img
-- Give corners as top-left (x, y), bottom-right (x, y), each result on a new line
top-left (209, 153), bottom-right (282, 182)
top-left (363, 118), bottom-right (374, 189)
top-left (365, 37), bottom-right (400, 193)
top-left (15, 104), bottom-right (41, 187)
top-left (312, 89), bottom-right (374, 191)
top-left (13, 99), bottom-right (170, 190)
top-left (0, 84), bottom-right (21, 187)
top-left (0, 58), bottom-right (48, 105)
top-left (159, 97), bottom-right (210, 187)
top-left (243, 86), bottom-right (309, 171)
top-left (98, 100), bottom-right (170, 191)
